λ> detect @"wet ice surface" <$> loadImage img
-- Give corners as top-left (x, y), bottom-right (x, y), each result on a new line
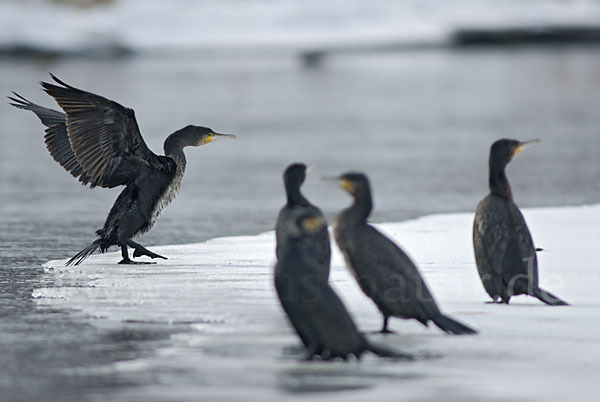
top-left (2, 44), bottom-right (600, 402)
top-left (34, 205), bottom-right (600, 402)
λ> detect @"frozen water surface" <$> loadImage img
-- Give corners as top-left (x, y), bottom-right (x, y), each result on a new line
top-left (34, 205), bottom-right (600, 401)
top-left (2, 3), bottom-right (600, 399)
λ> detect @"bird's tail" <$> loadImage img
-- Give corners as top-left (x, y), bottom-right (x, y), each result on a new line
top-left (431, 314), bottom-right (478, 335)
top-left (65, 240), bottom-right (101, 267)
top-left (366, 341), bottom-right (414, 360)
top-left (531, 287), bottom-right (569, 306)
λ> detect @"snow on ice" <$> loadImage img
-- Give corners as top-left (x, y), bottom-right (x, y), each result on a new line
top-left (33, 205), bottom-right (600, 401)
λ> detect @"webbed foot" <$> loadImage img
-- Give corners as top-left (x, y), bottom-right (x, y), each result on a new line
top-left (132, 248), bottom-right (167, 260)
top-left (126, 240), bottom-right (168, 260)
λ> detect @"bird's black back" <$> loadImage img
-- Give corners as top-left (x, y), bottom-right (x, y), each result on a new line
top-left (334, 215), bottom-right (441, 324)
top-left (473, 193), bottom-right (539, 301)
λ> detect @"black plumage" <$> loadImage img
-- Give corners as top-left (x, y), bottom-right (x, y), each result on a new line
top-left (9, 74), bottom-right (235, 266)
top-left (275, 163), bottom-right (330, 280)
top-left (473, 139), bottom-right (568, 305)
top-left (275, 208), bottom-right (412, 360)
top-left (332, 172), bottom-right (477, 335)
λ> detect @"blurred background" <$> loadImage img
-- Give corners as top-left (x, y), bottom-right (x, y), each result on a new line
top-left (1, 0), bottom-right (599, 401)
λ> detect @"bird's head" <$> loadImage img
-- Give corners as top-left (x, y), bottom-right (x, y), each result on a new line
top-left (165, 125), bottom-right (236, 155)
top-left (490, 138), bottom-right (541, 168)
top-left (283, 163), bottom-right (308, 188)
top-left (181, 125), bottom-right (236, 147)
top-left (325, 171), bottom-right (371, 199)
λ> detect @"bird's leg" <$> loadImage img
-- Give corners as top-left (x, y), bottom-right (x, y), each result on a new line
top-left (118, 244), bottom-right (155, 265)
top-left (379, 316), bottom-right (395, 334)
top-left (126, 240), bottom-right (167, 260)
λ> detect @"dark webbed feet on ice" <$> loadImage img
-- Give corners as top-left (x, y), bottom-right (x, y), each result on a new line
top-left (132, 248), bottom-right (167, 260)
top-left (126, 240), bottom-right (167, 260)
top-left (120, 243), bottom-right (167, 265)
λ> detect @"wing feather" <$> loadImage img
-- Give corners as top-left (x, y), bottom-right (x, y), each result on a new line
top-left (344, 225), bottom-right (441, 322)
top-left (473, 195), bottom-right (539, 298)
top-left (41, 74), bottom-right (164, 188)
top-left (9, 92), bottom-right (86, 180)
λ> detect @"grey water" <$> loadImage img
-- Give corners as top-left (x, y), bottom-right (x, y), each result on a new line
top-left (1, 47), bottom-right (600, 401)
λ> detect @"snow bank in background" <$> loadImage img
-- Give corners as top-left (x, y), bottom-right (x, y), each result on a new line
top-left (2, 0), bottom-right (600, 55)
top-left (34, 205), bottom-right (600, 401)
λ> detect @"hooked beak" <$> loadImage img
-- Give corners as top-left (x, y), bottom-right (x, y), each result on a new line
top-left (514, 139), bottom-right (541, 155)
top-left (305, 163), bottom-right (316, 175)
top-left (321, 175), bottom-right (352, 192)
top-left (206, 132), bottom-right (237, 144)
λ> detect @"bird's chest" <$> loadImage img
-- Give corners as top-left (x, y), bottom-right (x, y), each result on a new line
top-left (147, 165), bottom-right (185, 229)
top-left (333, 219), bottom-right (361, 277)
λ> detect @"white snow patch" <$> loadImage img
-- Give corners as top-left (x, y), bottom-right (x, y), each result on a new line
top-left (34, 204), bottom-right (600, 401)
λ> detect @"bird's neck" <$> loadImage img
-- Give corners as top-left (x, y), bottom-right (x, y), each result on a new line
top-left (285, 181), bottom-right (309, 207)
top-left (489, 162), bottom-right (512, 200)
top-left (163, 131), bottom-right (190, 160)
top-left (346, 191), bottom-right (373, 223)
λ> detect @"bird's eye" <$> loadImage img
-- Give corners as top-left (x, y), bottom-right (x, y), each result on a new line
top-left (209, 133), bottom-right (215, 137)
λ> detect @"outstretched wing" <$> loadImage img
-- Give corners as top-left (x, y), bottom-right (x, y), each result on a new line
top-left (9, 92), bottom-right (90, 181)
top-left (9, 92), bottom-right (65, 127)
top-left (40, 74), bottom-right (164, 188)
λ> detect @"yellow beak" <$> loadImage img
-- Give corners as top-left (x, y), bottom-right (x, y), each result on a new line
top-left (515, 139), bottom-right (541, 155)
top-left (339, 178), bottom-right (353, 192)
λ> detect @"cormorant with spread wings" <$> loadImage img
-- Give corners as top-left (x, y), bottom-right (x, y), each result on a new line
top-left (10, 74), bottom-right (235, 266)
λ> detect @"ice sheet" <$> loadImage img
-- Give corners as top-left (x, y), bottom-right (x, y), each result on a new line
top-left (34, 204), bottom-right (600, 401)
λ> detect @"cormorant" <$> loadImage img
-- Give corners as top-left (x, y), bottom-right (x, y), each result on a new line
top-left (473, 139), bottom-right (568, 305)
top-left (331, 172), bottom-right (477, 335)
top-left (275, 163), bottom-right (330, 280)
top-left (9, 75), bottom-right (235, 266)
top-left (275, 208), bottom-right (412, 360)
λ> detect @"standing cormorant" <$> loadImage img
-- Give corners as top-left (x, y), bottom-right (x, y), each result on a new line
top-left (9, 74), bottom-right (235, 266)
top-left (473, 139), bottom-right (568, 305)
top-left (331, 172), bottom-right (477, 335)
top-left (275, 163), bottom-right (330, 280)
top-left (275, 208), bottom-right (412, 360)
